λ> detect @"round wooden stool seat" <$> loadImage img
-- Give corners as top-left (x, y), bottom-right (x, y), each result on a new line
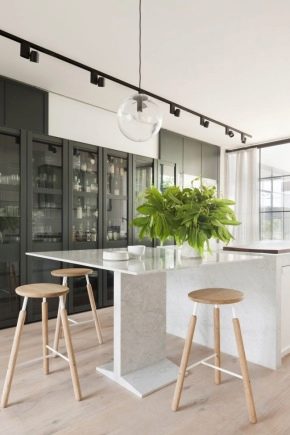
top-left (16, 283), bottom-right (69, 299)
top-left (51, 268), bottom-right (93, 278)
top-left (188, 288), bottom-right (244, 305)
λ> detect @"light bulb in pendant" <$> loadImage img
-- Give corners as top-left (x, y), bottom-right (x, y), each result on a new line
top-left (117, 93), bottom-right (162, 142)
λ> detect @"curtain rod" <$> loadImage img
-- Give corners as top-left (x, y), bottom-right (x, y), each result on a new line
top-left (226, 137), bottom-right (290, 153)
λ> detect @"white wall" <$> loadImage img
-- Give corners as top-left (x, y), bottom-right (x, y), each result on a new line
top-left (48, 93), bottom-right (159, 158)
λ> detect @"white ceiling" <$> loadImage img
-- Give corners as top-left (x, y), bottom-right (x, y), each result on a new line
top-left (0, 0), bottom-right (290, 148)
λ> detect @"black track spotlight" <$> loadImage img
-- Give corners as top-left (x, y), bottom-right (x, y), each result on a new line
top-left (90, 71), bottom-right (105, 87)
top-left (225, 127), bottom-right (234, 138)
top-left (169, 103), bottom-right (180, 117)
top-left (200, 117), bottom-right (209, 128)
top-left (241, 133), bottom-right (247, 144)
top-left (29, 50), bottom-right (39, 63)
top-left (20, 42), bottom-right (39, 63)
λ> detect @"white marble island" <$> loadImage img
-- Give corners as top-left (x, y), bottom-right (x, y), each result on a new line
top-left (27, 248), bottom-right (279, 397)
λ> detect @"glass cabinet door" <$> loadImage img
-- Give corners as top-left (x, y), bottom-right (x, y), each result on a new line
top-left (32, 140), bottom-right (63, 247)
top-left (0, 132), bottom-right (21, 328)
top-left (158, 161), bottom-right (176, 192)
top-left (105, 152), bottom-right (128, 246)
top-left (27, 136), bottom-right (66, 322)
top-left (158, 160), bottom-right (176, 246)
top-left (72, 148), bottom-right (98, 247)
top-left (133, 156), bottom-right (154, 245)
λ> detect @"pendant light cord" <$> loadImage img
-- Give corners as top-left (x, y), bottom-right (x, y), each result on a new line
top-left (138, 0), bottom-right (142, 92)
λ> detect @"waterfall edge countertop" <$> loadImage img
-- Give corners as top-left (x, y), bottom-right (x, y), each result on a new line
top-left (26, 247), bottom-right (262, 275)
top-left (25, 248), bottom-right (281, 397)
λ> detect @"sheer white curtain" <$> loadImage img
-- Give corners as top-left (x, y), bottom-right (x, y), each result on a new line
top-left (224, 148), bottom-right (259, 242)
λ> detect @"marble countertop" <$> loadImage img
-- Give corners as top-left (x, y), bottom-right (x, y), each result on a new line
top-left (223, 240), bottom-right (290, 254)
top-left (26, 247), bottom-right (262, 275)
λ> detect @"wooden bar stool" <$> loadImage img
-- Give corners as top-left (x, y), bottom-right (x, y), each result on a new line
top-left (1, 283), bottom-right (81, 408)
top-left (172, 288), bottom-right (257, 424)
top-left (51, 268), bottom-right (103, 354)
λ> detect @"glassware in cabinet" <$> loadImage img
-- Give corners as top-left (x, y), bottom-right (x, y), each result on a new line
top-left (104, 151), bottom-right (129, 247)
top-left (31, 141), bottom-right (63, 245)
top-left (71, 147), bottom-right (99, 246)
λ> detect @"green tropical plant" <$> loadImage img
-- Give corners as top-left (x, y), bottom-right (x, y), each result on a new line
top-left (132, 184), bottom-right (240, 255)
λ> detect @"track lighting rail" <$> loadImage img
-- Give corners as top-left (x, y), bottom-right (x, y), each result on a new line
top-left (0, 28), bottom-right (252, 140)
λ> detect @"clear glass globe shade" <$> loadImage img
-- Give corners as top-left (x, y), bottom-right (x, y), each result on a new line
top-left (117, 93), bottom-right (163, 142)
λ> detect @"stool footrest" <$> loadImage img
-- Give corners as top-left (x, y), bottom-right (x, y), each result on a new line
top-left (187, 353), bottom-right (243, 380)
top-left (68, 318), bottom-right (94, 326)
top-left (46, 345), bottom-right (69, 363)
top-left (187, 353), bottom-right (216, 370)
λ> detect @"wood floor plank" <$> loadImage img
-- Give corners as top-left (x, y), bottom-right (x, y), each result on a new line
top-left (0, 308), bottom-right (290, 435)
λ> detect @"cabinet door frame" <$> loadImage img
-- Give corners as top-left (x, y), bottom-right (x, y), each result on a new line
top-left (102, 147), bottom-right (132, 248)
top-left (68, 140), bottom-right (102, 250)
top-left (26, 131), bottom-right (69, 321)
top-left (157, 159), bottom-right (177, 191)
top-left (132, 154), bottom-right (155, 246)
top-left (67, 140), bottom-right (102, 311)
top-left (0, 126), bottom-right (24, 328)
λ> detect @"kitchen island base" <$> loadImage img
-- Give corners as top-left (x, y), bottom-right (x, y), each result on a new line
top-left (96, 271), bottom-right (179, 397)
top-left (97, 359), bottom-right (178, 398)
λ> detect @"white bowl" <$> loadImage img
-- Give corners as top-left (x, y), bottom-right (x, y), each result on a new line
top-left (127, 245), bottom-right (146, 257)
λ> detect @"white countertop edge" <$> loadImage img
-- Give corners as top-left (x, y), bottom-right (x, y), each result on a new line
top-left (26, 251), bottom-right (140, 275)
top-left (26, 250), bottom-right (264, 276)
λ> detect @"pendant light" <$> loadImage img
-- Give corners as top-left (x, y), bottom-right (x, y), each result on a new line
top-left (117, 0), bottom-right (162, 142)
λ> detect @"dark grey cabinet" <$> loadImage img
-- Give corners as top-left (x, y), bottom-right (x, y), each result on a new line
top-left (68, 141), bottom-right (102, 312)
top-left (159, 130), bottom-right (183, 171)
top-left (26, 133), bottom-right (68, 321)
top-left (68, 141), bottom-right (101, 250)
top-left (159, 129), bottom-right (220, 189)
top-left (102, 148), bottom-right (132, 248)
top-left (0, 76), bottom-right (48, 134)
top-left (0, 128), bottom-right (25, 328)
top-left (201, 143), bottom-right (219, 186)
top-left (183, 138), bottom-right (201, 187)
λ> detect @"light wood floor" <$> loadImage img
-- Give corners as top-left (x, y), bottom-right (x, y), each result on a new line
top-left (1, 307), bottom-right (290, 435)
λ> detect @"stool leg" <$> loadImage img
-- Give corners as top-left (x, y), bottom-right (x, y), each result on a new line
top-left (1, 297), bottom-right (28, 408)
top-left (232, 308), bottom-right (257, 424)
top-left (53, 277), bottom-right (67, 355)
top-left (172, 303), bottom-right (198, 411)
top-left (85, 275), bottom-right (103, 344)
top-left (42, 298), bottom-right (49, 374)
top-left (214, 305), bottom-right (221, 385)
top-left (59, 296), bottom-right (82, 401)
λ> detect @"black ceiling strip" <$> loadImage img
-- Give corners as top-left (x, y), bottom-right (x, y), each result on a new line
top-left (0, 28), bottom-right (252, 138)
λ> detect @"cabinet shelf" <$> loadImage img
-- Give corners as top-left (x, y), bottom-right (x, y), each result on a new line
top-left (0, 184), bottom-right (19, 191)
top-left (73, 216), bottom-right (98, 220)
top-left (73, 191), bottom-right (98, 197)
top-left (73, 168), bottom-right (97, 175)
top-left (106, 194), bottom-right (127, 200)
top-left (34, 187), bottom-right (62, 195)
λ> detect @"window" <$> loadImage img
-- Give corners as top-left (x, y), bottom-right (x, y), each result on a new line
top-left (260, 144), bottom-right (290, 239)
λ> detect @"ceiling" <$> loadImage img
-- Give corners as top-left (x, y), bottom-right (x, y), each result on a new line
top-left (0, 0), bottom-right (289, 148)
